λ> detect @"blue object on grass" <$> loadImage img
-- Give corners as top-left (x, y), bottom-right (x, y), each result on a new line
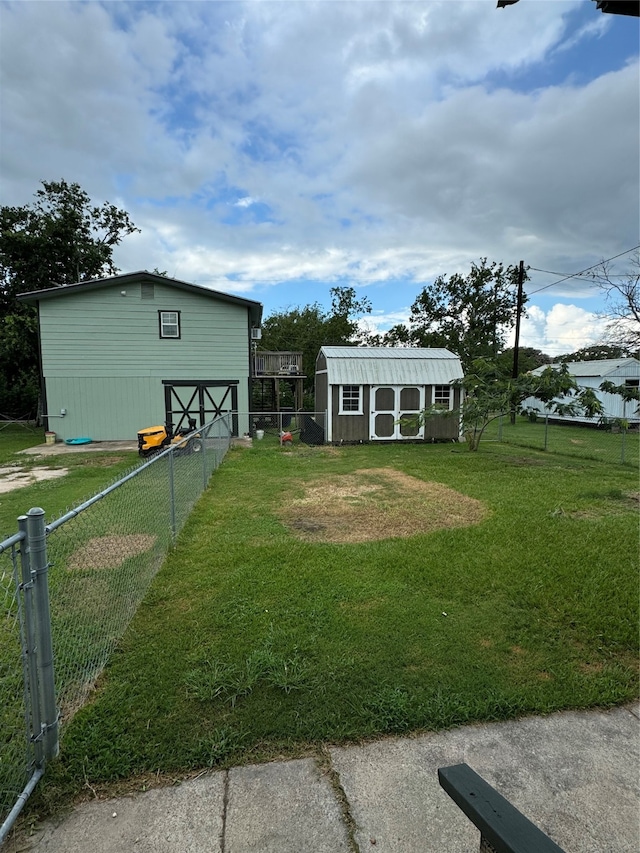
top-left (64, 437), bottom-right (93, 445)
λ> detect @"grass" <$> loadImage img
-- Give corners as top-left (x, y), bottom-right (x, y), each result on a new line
top-left (30, 437), bottom-right (638, 816)
top-left (0, 426), bottom-right (140, 540)
top-left (482, 415), bottom-right (639, 468)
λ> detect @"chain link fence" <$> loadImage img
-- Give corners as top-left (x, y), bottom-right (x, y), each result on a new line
top-left (248, 411), bottom-right (326, 445)
top-left (482, 415), bottom-right (639, 467)
top-left (0, 415), bottom-right (231, 841)
top-left (0, 537), bottom-right (41, 843)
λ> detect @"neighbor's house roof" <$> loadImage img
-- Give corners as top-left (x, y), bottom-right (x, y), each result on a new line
top-left (320, 346), bottom-right (464, 386)
top-left (17, 271), bottom-right (263, 327)
top-left (531, 358), bottom-right (640, 379)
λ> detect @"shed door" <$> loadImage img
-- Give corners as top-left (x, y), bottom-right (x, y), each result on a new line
top-left (163, 381), bottom-right (239, 436)
top-left (369, 386), bottom-right (424, 440)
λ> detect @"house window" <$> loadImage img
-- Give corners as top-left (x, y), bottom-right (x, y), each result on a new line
top-left (340, 385), bottom-right (362, 414)
top-left (159, 311), bottom-right (180, 339)
top-left (434, 385), bottom-right (451, 408)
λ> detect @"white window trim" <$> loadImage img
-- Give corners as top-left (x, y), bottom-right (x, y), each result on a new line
top-left (433, 384), bottom-right (453, 411)
top-left (339, 384), bottom-right (363, 415)
top-left (159, 310), bottom-right (181, 339)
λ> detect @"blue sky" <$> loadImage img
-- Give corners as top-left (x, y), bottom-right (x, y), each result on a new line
top-left (1, 0), bottom-right (638, 355)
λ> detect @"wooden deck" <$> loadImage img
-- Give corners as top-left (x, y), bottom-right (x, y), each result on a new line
top-left (252, 352), bottom-right (305, 377)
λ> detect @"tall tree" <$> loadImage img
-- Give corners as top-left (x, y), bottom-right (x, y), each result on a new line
top-left (383, 259), bottom-right (526, 370)
top-left (0, 180), bottom-right (139, 416)
top-left (495, 347), bottom-right (552, 377)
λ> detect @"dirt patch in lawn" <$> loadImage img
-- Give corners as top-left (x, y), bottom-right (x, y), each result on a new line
top-left (67, 534), bottom-right (157, 570)
top-left (0, 464), bottom-right (68, 494)
top-left (282, 467), bottom-right (488, 543)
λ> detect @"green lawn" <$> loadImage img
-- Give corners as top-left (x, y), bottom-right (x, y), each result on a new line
top-left (36, 437), bottom-right (638, 813)
top-left (482, 415), bottom-right (639, 468)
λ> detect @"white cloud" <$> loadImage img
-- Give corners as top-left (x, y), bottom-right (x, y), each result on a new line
top-left (516, 303), bottom-right (607, 356)
top-left (0, 0), bottom-right (637, 347)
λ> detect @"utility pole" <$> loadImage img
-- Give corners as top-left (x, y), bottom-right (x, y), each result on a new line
top-left (512, 260), bottom-right (525, 379)
top-left (510, 260), bottom-right (525, 424)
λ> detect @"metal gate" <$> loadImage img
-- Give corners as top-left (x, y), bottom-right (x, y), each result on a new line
top-left (369, 385), bottom-right (424, 440)
top-left (163, 381), bottom-right (239, 436)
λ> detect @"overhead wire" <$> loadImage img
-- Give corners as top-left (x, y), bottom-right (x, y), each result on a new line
top-left (527, 244), bottom-right (640, 295)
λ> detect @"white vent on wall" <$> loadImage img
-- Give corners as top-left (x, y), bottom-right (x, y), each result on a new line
top-left (251, 328), bottom-right (262, 340)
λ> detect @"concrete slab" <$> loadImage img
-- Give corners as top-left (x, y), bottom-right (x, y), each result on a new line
top-left (224, 758), bottom-right (350, 853)
top-left (5, 706), bottom-right (639, 853)
top-left (19, 441), bottom-right (138, 457)
top-left (10, 772), bottom-right (225, 853)
top-left (330, 705), bottom-right (640, 853)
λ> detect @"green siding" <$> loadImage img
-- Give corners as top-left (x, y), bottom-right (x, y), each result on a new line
top-left (39, 282), bottom-right (249, 378)
top-left (46, 377), bottom-right (250, 442)
top-left (38, 280), bottom-right (252, 440)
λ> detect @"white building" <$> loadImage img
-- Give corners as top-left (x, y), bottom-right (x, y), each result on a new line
top-left (523, 358), bottom-right (640, 426)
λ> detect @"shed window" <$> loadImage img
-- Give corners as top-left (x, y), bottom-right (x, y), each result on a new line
top-left (159, 311), bottom-right (181, 339)
top-left (434, 385), bottom-right (451, 408)
top-left (340, 385), bottom-right (362, 414)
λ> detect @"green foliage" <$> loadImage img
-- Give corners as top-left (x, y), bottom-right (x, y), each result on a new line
top-left (383, 259), bottom-right (525, 369)
top-left (494, 347), bottom-right (552, 377)
top-left (557, 344), bottom-right (632, 363)
top-left (426, 360), bottom-right (605, 451)
top-left (259, 285), bottom-right (371, 397)
top-left (0, 310), bottom-right (40, 416)
top-left (1, 179), bottom-right (139, 304)
top-left (0, 180), bottom-right (139, 416)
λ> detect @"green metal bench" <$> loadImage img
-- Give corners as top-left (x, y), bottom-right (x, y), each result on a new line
top-left (438, 763), bottom-right (566, 853)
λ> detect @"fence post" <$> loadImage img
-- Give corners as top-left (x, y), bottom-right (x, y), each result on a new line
top-left (202, 425), bottom-right (208, 490)
top-left (544, 415), bottom-right (549, 452)
top-left (26, 508), bottom-right (59, 761)
top-left (17, 516), bottom-right (44, 770)
top-left (168, 450), bottom-right (176, 542)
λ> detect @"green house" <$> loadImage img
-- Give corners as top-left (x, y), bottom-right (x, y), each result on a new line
top-left (19, 271), bottom-right (262, 442)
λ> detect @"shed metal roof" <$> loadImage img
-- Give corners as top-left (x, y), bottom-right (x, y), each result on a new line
top-left (532, 358), bottom-right (640, 378)
top-left (320, 346), bottom-right (464, 386)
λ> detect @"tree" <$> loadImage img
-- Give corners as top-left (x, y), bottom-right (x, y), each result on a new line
top-left (586, 252), bottom-right (640, 353)
top-left (418, 359), bottom-right (603, 451)
top-left (557, 344), bottom-right (632, 363)
top-left (0, 180), bottom-right (139, 416)
top-left (495, 347), bottom-right (552, 377)
top-left (259, 286), bottom-right (372, 401)
top-left (382, 259), bottom-right (526, 370)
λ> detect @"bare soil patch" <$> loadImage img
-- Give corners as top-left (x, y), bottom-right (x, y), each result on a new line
top-left (282, 467), bottom-right (488, 543)
top-left (67, 534), bottom-right (157, 570)
top-left (0, 464), bottom-right (68, 494)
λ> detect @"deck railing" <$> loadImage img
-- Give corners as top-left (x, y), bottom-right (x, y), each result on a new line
top-left (252, 352), bottom-right (304, 376)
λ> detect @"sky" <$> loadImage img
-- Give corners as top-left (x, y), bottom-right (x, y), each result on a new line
top-left (1, 0), bottom-right (638, 356)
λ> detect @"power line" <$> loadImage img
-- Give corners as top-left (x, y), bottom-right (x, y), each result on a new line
top-left (528, 244), bottom-right (640, 295)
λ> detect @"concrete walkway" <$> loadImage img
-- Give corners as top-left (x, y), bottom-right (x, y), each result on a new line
top-left (6, 703), bottom-right (639, 853)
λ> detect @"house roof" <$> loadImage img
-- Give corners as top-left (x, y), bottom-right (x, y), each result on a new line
top-left (531, 358), bottom-right (640, 378)
top-left (17, 271), bottom-right (263, 326)
top-left (319, 346), bottom-right (464, 386)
